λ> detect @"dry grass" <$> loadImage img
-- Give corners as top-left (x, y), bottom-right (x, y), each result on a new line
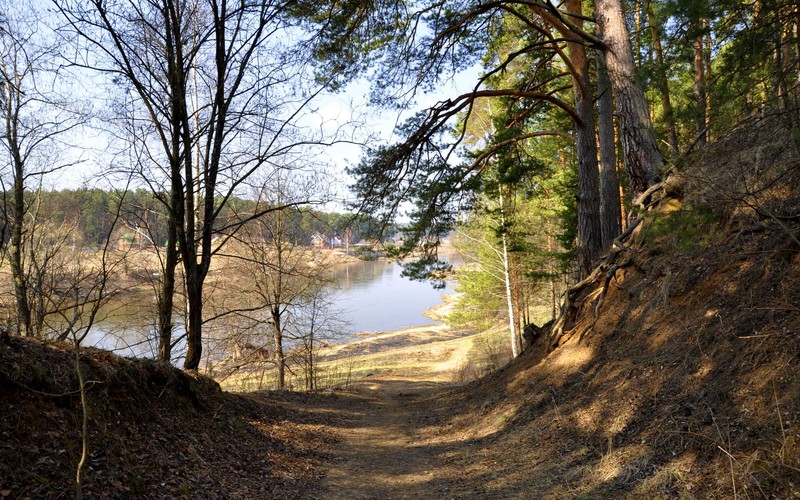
top-left (219, 322), bottom-right (492, 391)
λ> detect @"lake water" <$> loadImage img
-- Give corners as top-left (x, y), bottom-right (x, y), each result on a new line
top-left (83, 257), bottom-right (453, 360)
top-left (334, 259), bottom-right (450, 334)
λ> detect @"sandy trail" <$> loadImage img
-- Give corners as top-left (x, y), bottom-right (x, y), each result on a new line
top-left (311, 378), bottom-right (452, 499)
top-left (304, 322), bottom-right (474, 499)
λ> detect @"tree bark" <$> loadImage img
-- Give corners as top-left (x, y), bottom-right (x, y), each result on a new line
top-left (158, 40), bottom-right (183, 361)
top-left (705, 26), bottom-right (713, 141)
top-left (511, 253), bottom-right (524, 338)
top-left (547, 230), bottom-right (557, 322)
top-left (566, 0), bottom-right (602, 277)
top-left (634, 0), bottom-right (643, 66)
top-left (165, 0), bottom-right (204, 372)
top-left (596, 0), bottom-right (663, 198)
top-left (2, 68), bottom-right (32, 337)
top-left (156, 213), bottom-right (177, 362)
top-left (272, 306), bottom-right (285, 389)
top-left (9, 145), bottom-right (31, 337)
top-left (183, 267), bottom-right (204, 371)
top-left (499, 190), bottom-right (519, 358)
top-left (694, 29), bottom-right (707, 145)
top-left (597, 52), bottom-right (623, 250)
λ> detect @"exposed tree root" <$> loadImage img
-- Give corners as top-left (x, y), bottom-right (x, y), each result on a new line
top-left (549, 216), bottom-right (643, 348)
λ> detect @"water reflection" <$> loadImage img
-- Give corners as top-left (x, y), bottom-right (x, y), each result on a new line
top-left (83, 298), bottom-right (182, 360)
top-left (333, 259), bottom-right (450, 334)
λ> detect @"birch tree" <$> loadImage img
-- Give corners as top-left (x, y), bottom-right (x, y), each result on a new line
top-left (455, 189), bottom-right (521, 357)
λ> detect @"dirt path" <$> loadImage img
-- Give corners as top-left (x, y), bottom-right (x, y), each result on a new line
top-left (310, 377), bottom-right (454, 499)
top-left (300, 323), bottom-right (478, 499)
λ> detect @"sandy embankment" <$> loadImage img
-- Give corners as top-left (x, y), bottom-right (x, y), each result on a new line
top-left (317, 293), bottom-right (466, 362)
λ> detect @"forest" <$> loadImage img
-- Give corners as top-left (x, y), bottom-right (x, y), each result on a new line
top-left (0, 188), bottom-right (385, 247)
top-left (1, 0), bottom-right (800, 498)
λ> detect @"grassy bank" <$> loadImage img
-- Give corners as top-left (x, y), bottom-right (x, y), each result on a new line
top-left (216, 292), bottom-right (515, 392)
top-left (214, 287), bottom-right (562, 392)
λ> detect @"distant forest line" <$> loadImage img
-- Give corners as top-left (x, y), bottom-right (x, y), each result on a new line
top-left (0, 188), bottom-right (388, 248)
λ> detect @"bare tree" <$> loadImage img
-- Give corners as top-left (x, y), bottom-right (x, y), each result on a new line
top-left (217, 173), bottom-right (333, 389)
top-left (23, 210), bottom-right (81, 338)
top-left (0, 2), bottom-right (85, 337)
top-left (52, 206), bottom-right (124, 499)
top-left (55, 0), bottom-right (349, 369)
top-left (2, 185), bottom-right (128, 497)
top-left (288, 285), bottom-right (345, 391)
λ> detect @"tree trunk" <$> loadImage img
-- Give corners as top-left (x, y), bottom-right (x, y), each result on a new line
top-left (272, 307), bottom-right (285, 389)
top-left (547, 230), bottom-right (557, 321)
top-left (183, 268), bottom-right (204, 371)
top-left (499, 190), bottom-right (519, 358)
top-left (502, 234), bottom-right (518, 358)
top-left (694, 30), bottom-right (707, 145)
top-left (156, 214), bottom-right (177, 362)
top-left (307, 335), bottom-right (314, 391)
top-left (705, 26), bottom-right (713, 141)
top-left (596, 0), bottom-right (663, 198)
top-left (597, 52), bottom-right (623, 250)
top-left (9, 154), bottom-right (31, 337)
top-left (634, 0), bottom-right (642, 66)
top-left (510, 253), bottom-right (524, 337)
top-left (168, 2), bottom-right (207, 372)
top-left (566, 0), bottom-right (602, 277)
top-left (645, 0), bottom-right (680, 155)
top-left (3, 78), bottom-right (32, 337)
top-left (157, 159), bottom-right (181, 362)
top-left (32, 265), bottom-right (45, 335)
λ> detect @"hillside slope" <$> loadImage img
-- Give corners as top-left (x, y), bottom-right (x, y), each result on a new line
top-left (410, 115), bottom-right (800, 498)
top-left (0, 338), bottom-right (337, 498)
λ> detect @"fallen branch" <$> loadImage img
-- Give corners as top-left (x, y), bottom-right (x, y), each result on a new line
top-left (614, 216), bottom-right (644, 247)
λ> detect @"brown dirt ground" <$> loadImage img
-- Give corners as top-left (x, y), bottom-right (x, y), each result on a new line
top-left (290, 229), bottom-right (800, 498)
top-left (289, 117), bottom-right (800, 499)
top-left (0, 338), bottom-right (339, 499)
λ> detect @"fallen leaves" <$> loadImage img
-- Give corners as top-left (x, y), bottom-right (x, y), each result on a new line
top-left (0, 337), bottom-right (336, 498)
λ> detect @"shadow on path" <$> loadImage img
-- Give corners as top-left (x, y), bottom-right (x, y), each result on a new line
top-left (304, 376), bottom-right (463, 499)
